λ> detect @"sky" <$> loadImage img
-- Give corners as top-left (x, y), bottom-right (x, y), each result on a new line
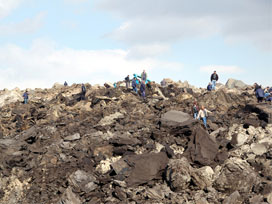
top-left (0, 0), bottom-right (271, 89)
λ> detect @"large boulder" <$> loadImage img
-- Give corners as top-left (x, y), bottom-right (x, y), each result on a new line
top-left (184, 126), bottom-right (222, 166)
top-left (0, 89), bottom-right (22, 107)
top-left (214, 158), bottom-right (258, 194)
top-left (160, 110), bottom-right (194, 127)
top-left (111, 152), bottom-right (169, 187)
top-left (165, 157), bottom-right (192, 192)
top-left (225, 78), bottom-right (248, 89)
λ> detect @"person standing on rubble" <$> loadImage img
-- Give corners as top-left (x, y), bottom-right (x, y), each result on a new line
top-left (192, 101), bottom-right (199, 119)
top-left (210, 71), bottom-right (219, 90)
top-left (125, 75), bottom-right (130, 89)
top-left (132, 76), bottom-right (138, 93)
top-left (81, 83), bottom-right (86, 100)
top-left (141, 70), bottom-right (147, 83)
top-left (140, 80), bottom-right (146, 100)
top-left (254, 83), bottom-right (265, 103)
top-left (197, 105), bottom-right (211, 128)
top-left (23, 90), bottom-right (29, 104)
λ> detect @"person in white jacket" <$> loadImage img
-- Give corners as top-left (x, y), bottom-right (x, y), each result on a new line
top-left (197, 105), bottom-right (211, 128)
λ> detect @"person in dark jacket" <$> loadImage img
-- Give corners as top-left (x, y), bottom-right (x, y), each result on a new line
top-left (125, 75), bottom-right (130, 89)
top-left (192, 101), bottom-right (199, 119)
top-left (207, 82), bottom-right (212, 91)
top-left (254, 83), bottom-right (265, 103)
top-left (81, 83), bottom-right (86, 100)
top-left (140, 81), bottom-right (146, 99)
top-left (64, 81), bottom-right (68, 86)
top-left (132, 77), bottom-right (138, 93)
top-left (210, 71), bottom-right (219, 90)
top-left (23, 90), bottom-right (29, 104)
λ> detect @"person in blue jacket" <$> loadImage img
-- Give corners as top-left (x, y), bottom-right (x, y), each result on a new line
top-left (23, 90), bottom-right (29, 104)
top-left (254, 83), bottom-right (265, 103)
top-left (207, 82), bottom-right (212, 91)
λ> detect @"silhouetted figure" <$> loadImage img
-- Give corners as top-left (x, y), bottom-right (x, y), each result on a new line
top-left (125, 75), bottom-right (130, 88)
top-left (64, 81), bottom-right (68, 86)
top-left (81, 83), bottom-right (86, 100)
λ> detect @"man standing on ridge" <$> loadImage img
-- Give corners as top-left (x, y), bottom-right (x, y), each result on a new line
top-left (23, 90), bottom-right (29, 104)
top-left (141, 70), bottom-right (147, 83)
top-left (81, 83), bottom-right (86, 100)
top-left (210, 70), bottom-right (219, 90)
top-left (125, 75), bottom-right (130, 89)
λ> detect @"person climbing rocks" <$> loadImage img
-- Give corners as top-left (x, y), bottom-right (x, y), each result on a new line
top-left (125, 75), bottom-right (130, 89)
top-left (210, 71), bottom-right (219, 90)
top-left (192, 101), bottom-right (199, 119)
top-left (64, 81), bottom-right (68, 86)
top-left (207, 82), bottom-right (212, 91)
top-left (81, 83), bottom-right (86, 100)
top-left (141, 70), bottom-right (147, 83)
top-left (132, 77), bottom-right (138, 93)
top-left (197, 105), bottom-right (211, 128)
top-left (113, 82), bottom-right (117, 88)
top-left (254, 83), bottom-right (265, 103)
top-left (23, 90), bottom-right (29, 104)
top-left (140, 80), bottom-right (146, 99)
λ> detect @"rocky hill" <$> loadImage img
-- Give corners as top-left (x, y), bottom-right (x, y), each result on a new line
top-left (0, 79), bottom-right (271, 204)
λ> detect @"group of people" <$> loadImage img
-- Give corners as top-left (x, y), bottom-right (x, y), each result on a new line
top-left (254, 83), bottom-right (272, 103)
top-left (192, 102), bottom-right (212, 128)
top-left (207, 71), bottom-right (219, 91)
top-left (125, 70), bottom-right (149, 100)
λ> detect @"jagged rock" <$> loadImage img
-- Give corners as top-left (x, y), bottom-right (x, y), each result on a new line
top-left (145, 184), bottom-right (172, 200)
top-left (161, 110), bottom-right (193, 127)
top-left (64, 133), bottom-right (80, 141)
top-left (251, 143), bottom-right (268, 155)
top-left (214, 158), bottom-right (257, 194)
top-left (112, 152), bottom-right (169, 187)
top-left (0, 89), bottom-right (22, 107)
top-left (68, 170), bottom-right (97, 193)
top-left (231, 132), bottom-right (249, 147)
top-left (58, 187), bottom-right (81, 204)
top-left (165, 157), bottom-right (192, 192)
top-left (98, 112), bottom-right (124, 126)
top-left (223, 191), bottom-right (243, 204)
top-left (185, 126), bottom-right (222, 166)
top-left (225, 78), bottom-right (248, 89)
top-left (191, 166), bottom-right (215, 189)
top-left (267, 192), bottom-right (272, 204)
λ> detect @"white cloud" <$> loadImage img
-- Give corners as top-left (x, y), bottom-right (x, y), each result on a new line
top-left (126, 43), bottom-right (170, 59)
top-left (200, 65), bottom-right (244, 74)
top-left (0, 39), bottom-right (183, 89)
top-left (98, 0), bottom-right (272, 51)
top-left (0, 0), bottom-right (22, 19)
top-left (0, 12), bottom-right (46, 35)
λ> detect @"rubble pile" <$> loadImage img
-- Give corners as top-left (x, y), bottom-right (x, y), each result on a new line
top-left (0, 80), bottom-right (271, 204)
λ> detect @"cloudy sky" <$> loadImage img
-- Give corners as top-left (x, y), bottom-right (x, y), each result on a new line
top-left (0, 0), bottom-right (271, 89)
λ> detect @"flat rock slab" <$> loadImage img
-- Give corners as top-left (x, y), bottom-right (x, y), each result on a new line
top-left (111, 152), bottom-right (169, 187)
top-left (64, 133), bottom-right (81, 141)
top-left (161, 110), bottom-right (193, 127)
